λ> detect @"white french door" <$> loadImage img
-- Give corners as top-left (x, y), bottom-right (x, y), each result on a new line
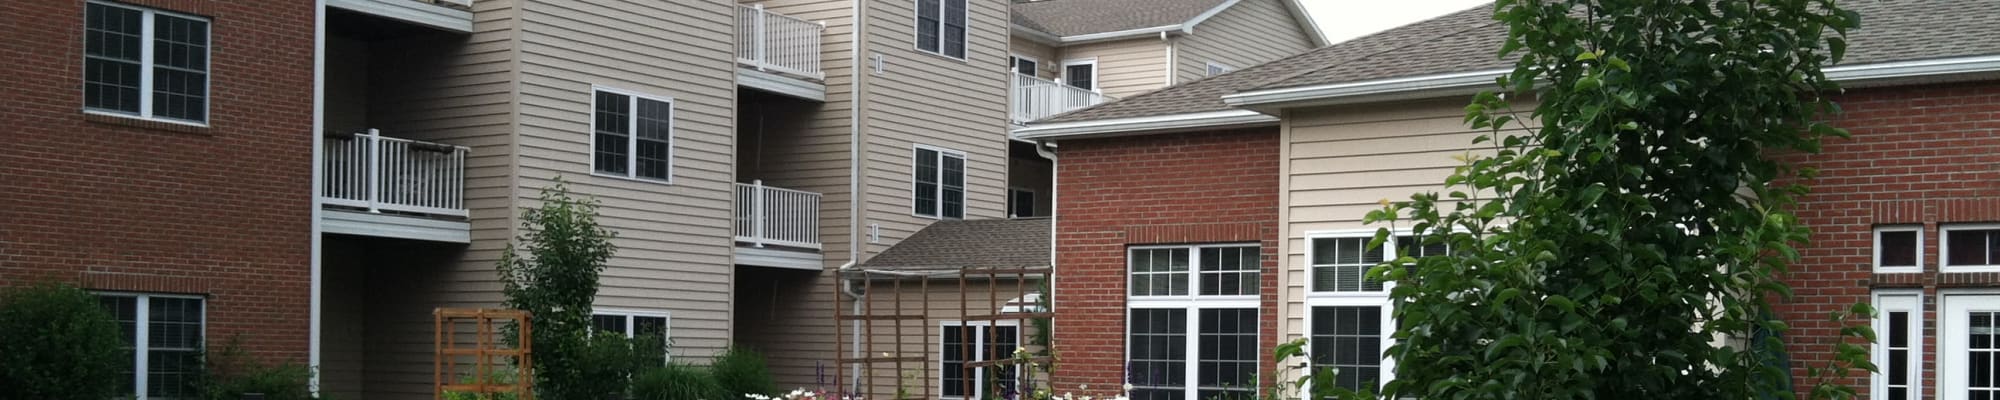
top-left (1940, 294), bottom-right (2000, 400)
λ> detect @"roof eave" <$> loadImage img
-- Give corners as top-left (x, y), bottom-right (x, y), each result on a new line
top-left (1011, 23), bottom-right (1061, 45)
top-left (1279, 0), bottom-right (1330, 47)
top-left (1012, 110), bottom-right (1279, 141)
top-left (1826, 55), bottom-right (2000, 88)
top-left (1055, 25), bottom-right (1186, 45)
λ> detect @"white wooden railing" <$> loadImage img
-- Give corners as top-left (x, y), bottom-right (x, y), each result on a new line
top-left (734, 181), bottom-right (822, 249)
top-left (737, 4), bottom-right (825, 79)
top-left (322, 129), bottom-right (470, 217)
top-left (1013, 73), bottom-right (1112, 124)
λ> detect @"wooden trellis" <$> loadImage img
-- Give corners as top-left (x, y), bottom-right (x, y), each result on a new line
top-left (833, 265), bottom-right (1054, 399)
top-left (435, 308), bottom-right (534, 400)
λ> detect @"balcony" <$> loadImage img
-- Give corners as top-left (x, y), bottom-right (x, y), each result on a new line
top-left (733, 181), bottom-right (824, 270)
top-left (320, 129), bottom-right (472, 243)
top-left (1012, 73), bottom-right (1113, 124)
top-left (736, 4), bottom-right (827, 101)
top-left (327, 0), bottom-right (475, 33)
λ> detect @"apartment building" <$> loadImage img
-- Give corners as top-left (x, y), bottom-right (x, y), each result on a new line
top-left (1017, 2), bottom-right (2000, 399)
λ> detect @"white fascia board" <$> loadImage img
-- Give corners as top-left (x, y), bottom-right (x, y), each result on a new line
top-left (1057, 25), bottom-right (1184, 44)
top-left (1179, 0), bottom-right (1243, 34)
top-left (1011, 24), bottom-right (1061, 45)
top-left (1825, 55), bottom-right (2000, 86)
top-left (1011, 110), bottom-right (1278, 141)
top-left (1220, 68), bottom-right (1509, 110)
top-left (1279, 0), bottom-right (1330, 47)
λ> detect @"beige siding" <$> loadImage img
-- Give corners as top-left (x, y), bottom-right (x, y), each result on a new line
top-left (1173, 0), bottom-right (1314, 83)
top-left (854, 279), bottom-right (1041, 398)
top-left (1010, 35), bottom-right (1058, 79)
top-left (513, 0), bottom-right (739, 360)
top-left (1054, 38), bottom-right (1168, 99)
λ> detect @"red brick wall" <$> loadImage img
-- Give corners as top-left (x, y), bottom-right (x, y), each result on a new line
top-left (1052, 128), bottom-right (1281, 392)
top-left (0, 0), bottom-right (315, 361)
top-left (1774, 80), bottom-right (2000, 398)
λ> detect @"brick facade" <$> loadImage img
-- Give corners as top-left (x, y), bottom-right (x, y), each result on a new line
top-left (1052, 128), bottom-right (1282, 392)
top-left (0, 0), bottom-right (316, 361)
top-left (1774, 80), bottom-right (2000, 398)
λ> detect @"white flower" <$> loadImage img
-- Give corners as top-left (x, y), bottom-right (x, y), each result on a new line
top-left (1080, 384), bottom-right (1089, 390)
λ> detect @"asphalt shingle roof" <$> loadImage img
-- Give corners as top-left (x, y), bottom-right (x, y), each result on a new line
top-left (1037, 0), bottom-right (2000, 124)
top-left (1011, 0), bottom-right (1230, 37)
top-left (859, 218), bottom-right (1051, 270)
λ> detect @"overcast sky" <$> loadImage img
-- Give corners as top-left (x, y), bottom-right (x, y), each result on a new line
top-left (1303, 0), bottom-right (1492, 44)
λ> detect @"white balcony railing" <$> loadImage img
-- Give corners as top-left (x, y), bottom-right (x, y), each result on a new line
top-left (322, 129), bottom-right (470, 217)
top-left (734, 181), bottom-right (822, 250)
top-left (1013, 73), bottom-right (1112, 124)
top-left (737, 4), bottom-right (825, 79)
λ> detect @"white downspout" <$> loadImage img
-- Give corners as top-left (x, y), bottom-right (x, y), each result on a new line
top-left (1036, 141), bottom-right (1057, 352)
top-left (1161, 31), bottom-right (1176, 86)
top-left (842, 0), bottom-right (869, 391)
top-left (308, 0), bottom-right (326, 395)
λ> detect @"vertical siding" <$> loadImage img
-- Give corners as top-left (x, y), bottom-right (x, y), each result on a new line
top-left (1053, 38), bottom-right (1169, 99)
top-left (1172, 0), bottom-right (1314, 83)
top-left (514, 0), bottom-right (739, 359)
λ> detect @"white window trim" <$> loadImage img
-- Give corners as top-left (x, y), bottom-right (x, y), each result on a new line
top-left (911, 0), bottom-right (969, 60)
top-left (1875, 225), bottom-right (1925, 273)
top-left (1936, 289), bottom-right (2000, 398)
top-left (591, 308), bottom-right (673, 360)
top-left (1942, 223), bottom-right (2000, 272)
top-left (1204, 62), bottom-right (1235, 77)
top-left (1010, 54), bottom-right (1040, 76)
top-left (1060, 58), bottom-right (1100, 92)
top-left (911, 144), bottom-right (968, 219)
top-left (1124, 243), bottom-right (1262, 400)
top-left (588, 85), bottom-right (676, 184)
top-left (1300, 230), bottom-right (1411, 393)
top-left (82, 1), bottom-right (212, 126)
top-left (1871, 290), bottom-right (1924, 400)
top-left (95, 292), bottom-right (207, 400)
top-left (937, 320), bottom-right (1023, 399)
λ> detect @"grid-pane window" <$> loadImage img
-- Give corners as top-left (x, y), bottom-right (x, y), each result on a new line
top-left (1946, 227), bottom-right (2000, 270)
top-left (1311, 306), bottom-right (1383, 392)
top-left (1064, 63), bottom-right (1095, 90)
top-left (1131, 248), bottom-right (1190, 296)
top-left (914, 147), bottom-right (965, 218)
top-left (1874, 293), bottom-right (1920, 400)
top-left (593, 89), bottom-right (674, 181)
top-left (590, 312), bottom-right (671, 363)
top-left (84, 2), bottom-right (208, 123)
top-left (916, 148), bottom-right (940, 216)
top-left (98, 294), bottom-right (204, 399)
top-left (940, 324), bottom-right (1020, 399)
top-left (1305, 234), bottom-right (1429, 394)
top-left (1311, 237), bottom-right (1386, 292)
top-left (1129, 309), bottom-right (1188, 400)
top-left (915, 0), bottom-right (939, 53)
top-left (1198, 246), bottom-right (1260, 296)
top-left (1196, 308), bottom-right (1258, 400)
top-left (915, 0), bottom-right (967, 58)
top-left (942, 155), bottom-right (965, 219)
top-left (1971, 311), bottom-right (1998, 399)
top-left (1128, 244), bottom-right (1260, 400)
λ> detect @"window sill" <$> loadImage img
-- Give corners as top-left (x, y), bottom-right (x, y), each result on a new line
top-left (590, 171), bottom-right (675, 186)
top-left (83, 111), bottom-right (211, 135)
top-left (912, 47), bottom-right (972, 64)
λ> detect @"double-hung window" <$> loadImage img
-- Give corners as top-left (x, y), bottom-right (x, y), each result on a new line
top-left (84, 1), bottom-right (210, 124)
top-left (1873, 291), bottom-right (1923, 400)
top-left (914, 145), bottom-right (966, 219)
top-left (98, 293), bottom-right (205, 399)
top-left (592, 88), bottom-right (674, 182)
top-left (940, 322), bottom-right (1021, 399)
top-left (915, 0), bottom-right (967, 58)
top-left (1127, 245), bottom-right (1261, 400)
top-left (1304, 233), bottom-right (1444, 392)
top-left (591, 311), bottom-right (671, 361)
top-left (1944, 224), bottom-right (2000, 272)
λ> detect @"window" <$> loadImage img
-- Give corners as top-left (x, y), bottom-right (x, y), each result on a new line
top-left (84, 1), bottom-right (210, 124)
top-left (914, 145), bottom-right (966, 219)
top-left (98, 293), bottom-right (204, 399)
top-left (591, 311), bottom-right (671, 360)
top-left (1304, 233), bottom-right (1441, 392)
top-left (915, 0), bottom-right (967, 58)
top-left (1063, 59), bottom-right (1097, 91)
top-left (1205, 62), bottom-right (1235, 77)
top-left (940, 322), bottom-right (1021, 399)
top-left (1873, 292), bottom-right (1922, 400)
top-left (1127, 245), bottom-right (1260, 400)
top-left (1008, 188), bottom-right (1034, 218)
top-left (1877, 225), bottom-right (1924, 273)
top-left (1945, 225), bottom-right (2000, 272)
top-left (1011, 56), bottom-right (1038, 75)
top-left (591, 88), bottom-right (674, 182)
top-left (1939, 293), bottom-right (2000, 400)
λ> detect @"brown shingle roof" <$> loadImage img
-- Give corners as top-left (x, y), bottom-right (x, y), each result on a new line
top-left (859, 218), bottom-right (1051, 270)
top-left (1011, 0), bottom-right (1230, 37)
top-left (1036, 0), bottom-right (2000, 124)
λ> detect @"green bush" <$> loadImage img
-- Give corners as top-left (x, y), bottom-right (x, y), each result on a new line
top-left (632, 364), bottom-right (726, 400)
top-left (710, 346), bottom-right (776, 398)
top-left (0, 283), bottom-right (126, 400)
top-left (199, 340), bottom-right (315, 400)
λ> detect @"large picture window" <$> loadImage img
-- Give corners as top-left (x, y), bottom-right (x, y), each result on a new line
top-left (592, 88), bottom-right (674, 182)
top-left (84, 1), bottom-right (210, 124)
top-left (939, 322), bottom-right (1021, 399)
top-left (914, 0), bottom-right (967, 58)
top-left (98, 293), bottom-right (205, 399)
top-left (914, 145), bottom-right (966, 219)
top-left (1304, 233), bottom-right (1443, 392)
top-left (1127, 244), bottom-right (1260, 400)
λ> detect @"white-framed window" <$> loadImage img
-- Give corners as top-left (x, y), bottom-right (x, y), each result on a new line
top-left (83, 1), bottom-right (210, 124)
top-left (1944, 224), bottom-right (2000, 272)
top-left (97, 293), bottom-right (205, 399)
top-left (1204, 62), bottom-right (1235, 77)
top-left (1008, 187), bottom-right (1034, 218)
top-left (1877, 225), bottom-right (1925, 273)
top-left (1303, 232), bottom-right (1445, 392)
top-left (1937, 291), bottom-right (2000, 400)
top-left (1011, 55), bottom-right (1039, 76)
top-left (1873, 291), bottom-right (1923, 400)
top-left (591, 310), bottom-right (671, 359)
top-left (590, 87), bottom-right (674, 182)
top-left (1127, 244), bottom-right (1261, 400)
top-left (1062, 59), bottom-right (1098, 91)
top-left (914, 0), bottom-right (967, 59)
top-left (913, 145), bottom-right (967, 219)
top-left (939, 321), bottom-right (1022, 399)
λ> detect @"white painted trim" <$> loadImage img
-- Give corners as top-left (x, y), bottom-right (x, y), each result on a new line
top-left (588, 85), bottom-right (676, 184)
top-left (1009, 53), bottom-right (1040, 76)
top-left (1058, 25), bottom-right (1183, 44)
top-left (1299, 230), bottom-right (1403, 393)
top-left (1221, 68), bottom-right (1508, 109)
top-left (590, 309), bottom-right (673, 361)
top-left (1870, 290), bottom-right (1923, 400)
top-left (1059, 58), bottom-right (1100, 92)
top-left (310, 0), bottom-right (327, 393)
top-left (911, 0), bottom-right (969, 60)
top-left (1941, 223), bottom-right (2000, 273)
top-left (1122, 243), bottom-right (1263, 400)
top-left (324, 0), bottom-right (473, 33)
top-left (1278, 0), bottom-right (1330, 47)
top-left (911, 144), bottom-right (968, 220)
top-left (734, 246), bottom-right (826, 270)
top-left (1826, 54), bottom-right (2000, 85)
top-left (1935, 291), bottom-right (2000, 399)
top-left (1874, 225), bottom-right (1924, 274)
top-left (738, 68), bottom-right (828, 102)
top-left (935, 320), bottom-right (1023, 400)
top-left (1012, 109), bottom-right (1279, 140)
top-left (95, 293), bottom-right (207, 400)
top-left (1205, 61), bottom-right (1236, 77)
top-left (1179, 0), bottom-right (1241, 34)
top-left (82, 1), bottom-right (212, 125)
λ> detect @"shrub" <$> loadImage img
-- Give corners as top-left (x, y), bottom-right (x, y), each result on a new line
top-left (0, 283), bottom-right (126, 400)
top-left (497, 179), bottom-right (619, 399)
top-left (199, 340), bottom-right (315, 400)
top-left (711, 346), bottom-right (777, 398)
top-left (632, 364), bottom-right (726, 400)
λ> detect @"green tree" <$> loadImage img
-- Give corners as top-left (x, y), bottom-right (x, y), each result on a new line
top-left (0, 283), bottom-right (125, 400)
top-left (497, 178), bottom-right (619, 399)
top-left (1363, 1), bottom-right (1872, 399)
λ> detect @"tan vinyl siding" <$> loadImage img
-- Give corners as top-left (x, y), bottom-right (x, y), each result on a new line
top-left (860, 0), bottom-right (1011, 256)
top-left (1173, 0), bottom-right (1314, 83)
top-left (855, 279), bottom-right (1040, 398)
top-left (513, 0), bottom-right (738, 360)
top-left (1054, 38), bottom-right (1168, 99)
top-left (1010, 35), bottom-right (1058, 79)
